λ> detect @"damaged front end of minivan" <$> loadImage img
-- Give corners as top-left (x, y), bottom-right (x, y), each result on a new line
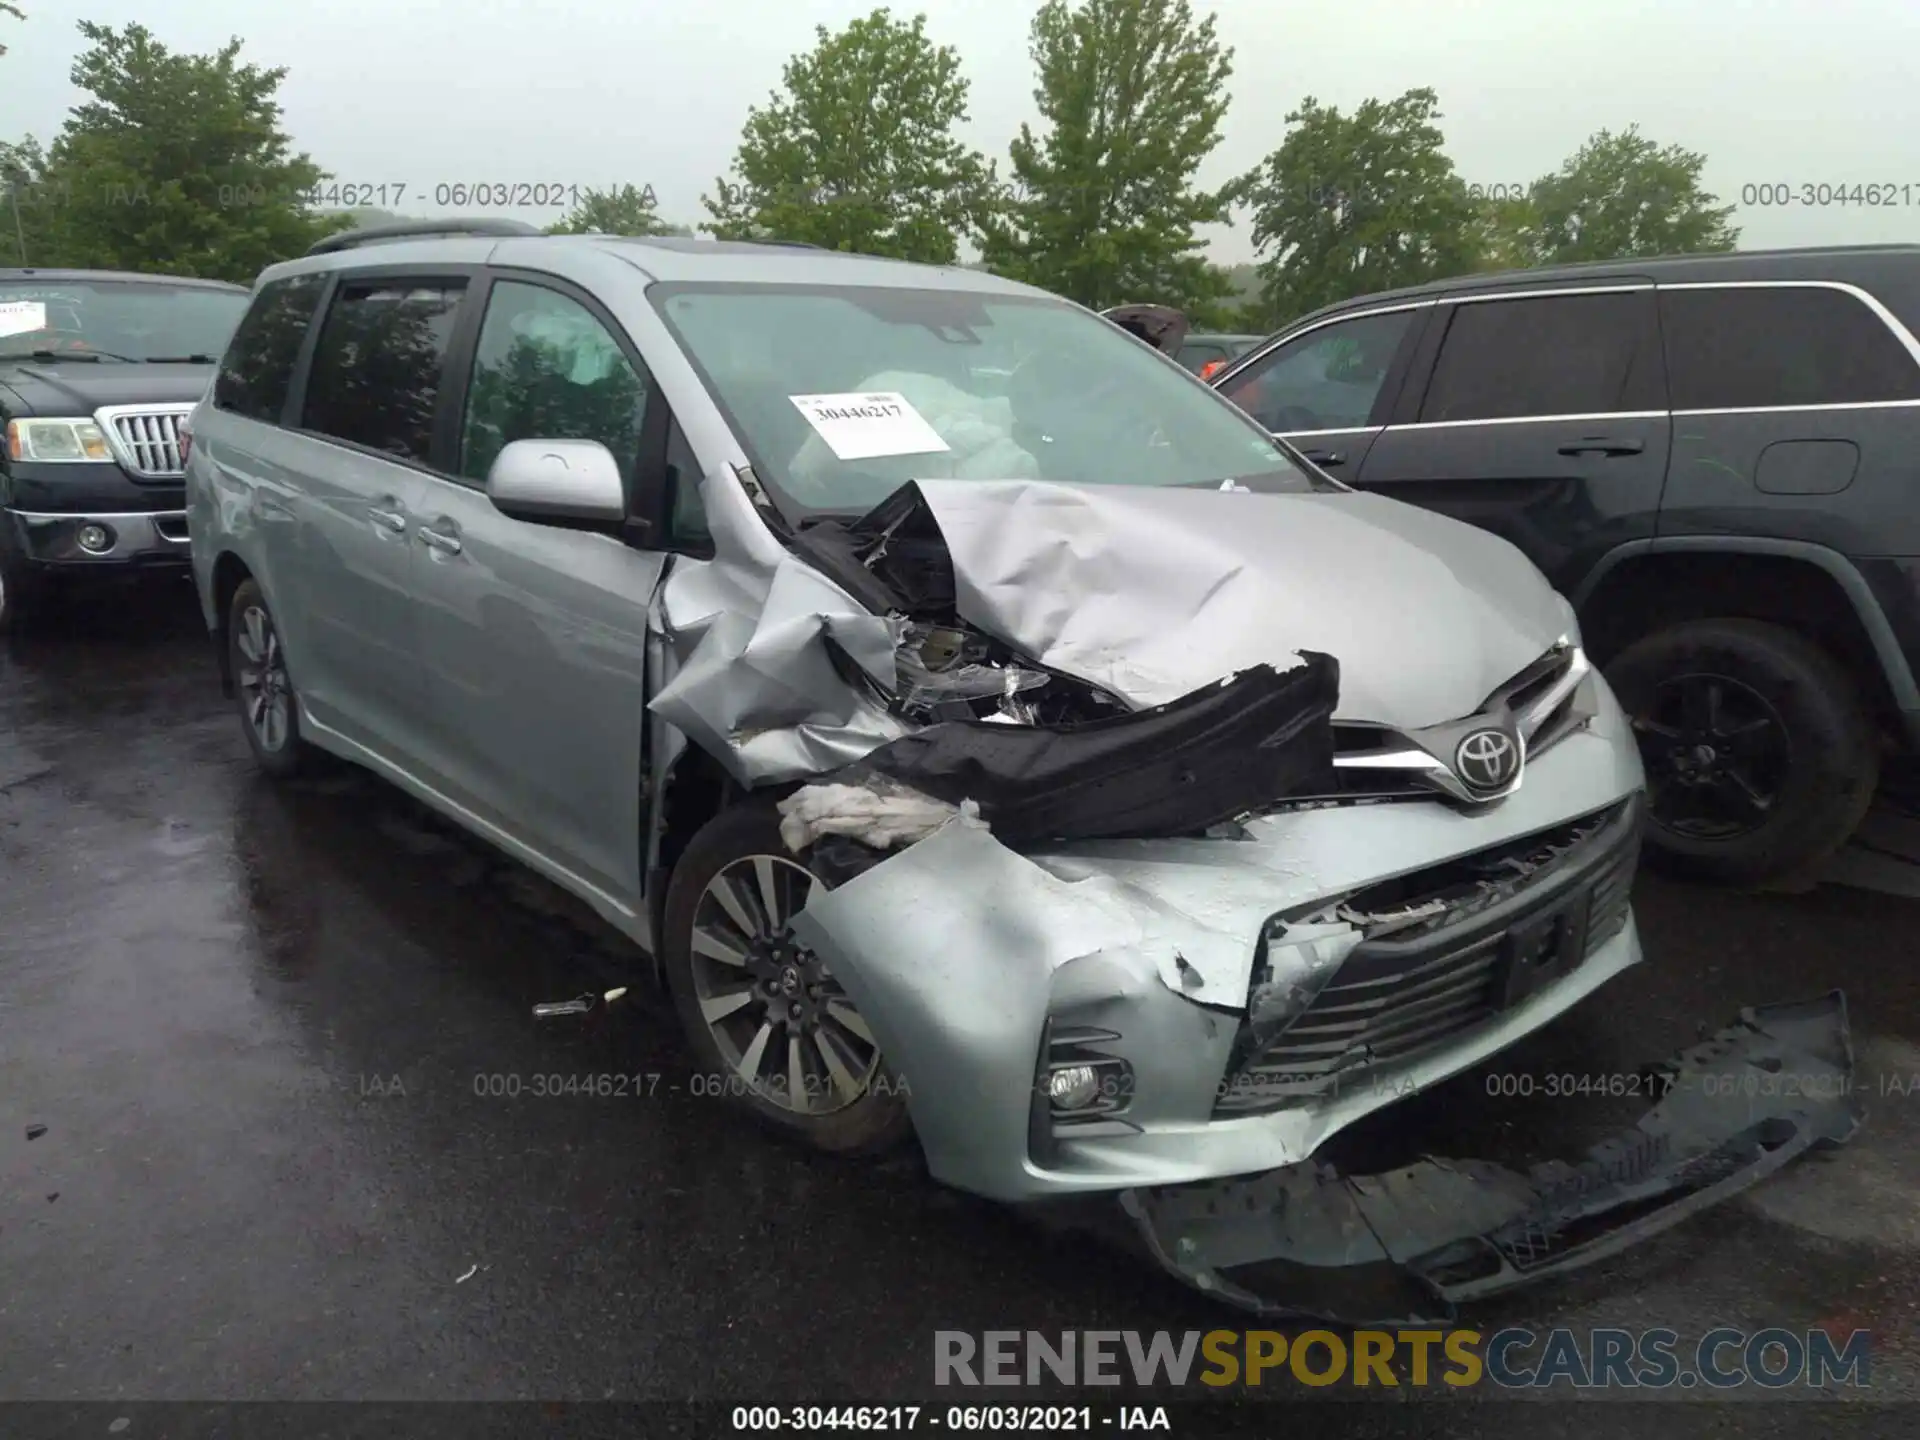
top-left (643, 467), bottom-right (1861, 1321)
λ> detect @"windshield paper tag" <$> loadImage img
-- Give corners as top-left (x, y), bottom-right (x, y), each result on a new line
top-left (790, 391), bottom-right (951, 461)
top-left (0, 301), bottom-right (48, 339)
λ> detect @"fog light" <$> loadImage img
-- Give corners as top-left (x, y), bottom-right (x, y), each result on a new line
top-left (76, 522), bottom-right (113, 554)
top-left (1047, 1064), bottom-right (1102, 1111)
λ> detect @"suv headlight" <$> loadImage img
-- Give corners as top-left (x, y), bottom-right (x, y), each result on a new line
top-left (6, 417), bottom-right (113, 463)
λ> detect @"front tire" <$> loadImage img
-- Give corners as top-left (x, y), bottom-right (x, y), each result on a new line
top-left (661, 802), bottom-right (912, 1155)
top-left (228, 577), bottom-right (311, 780)
top-left (1605, 618), bottom-right (1879, 886)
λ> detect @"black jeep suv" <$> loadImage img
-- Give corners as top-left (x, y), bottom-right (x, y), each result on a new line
top-left (1210, 244), bottom-right (1920, 888)
top-left (1, 268), bottom-right (251, 629)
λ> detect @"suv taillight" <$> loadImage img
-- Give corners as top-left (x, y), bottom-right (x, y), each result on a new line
top-left (1199, 359), bottom-right (1226, 380)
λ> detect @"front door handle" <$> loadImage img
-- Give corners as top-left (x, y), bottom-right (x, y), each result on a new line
top-left (1557, 437), bottom-right (1646, 457)
top-left (1298, 447), bottom-right (1346, 467)
top-left (419, 524), bottom-right (463, 556)
top-left (367, 502), bottom-right (407, 533)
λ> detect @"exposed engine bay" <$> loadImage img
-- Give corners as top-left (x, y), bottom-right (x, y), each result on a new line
top-left (775, 480), bottom-right (1344, 847)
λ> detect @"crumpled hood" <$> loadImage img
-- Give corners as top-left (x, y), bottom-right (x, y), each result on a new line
top-left (907, 479), bottom-right (1568, 730)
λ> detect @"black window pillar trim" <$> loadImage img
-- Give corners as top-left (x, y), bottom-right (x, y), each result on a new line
top-left (277, 270), bottom-right (339, 430)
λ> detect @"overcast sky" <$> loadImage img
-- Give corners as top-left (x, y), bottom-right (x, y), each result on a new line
top-left (4, 0), bottom-right (1919, 263)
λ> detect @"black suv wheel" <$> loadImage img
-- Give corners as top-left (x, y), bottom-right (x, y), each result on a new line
top-left (1605, 618), bottom-right (1879, 886)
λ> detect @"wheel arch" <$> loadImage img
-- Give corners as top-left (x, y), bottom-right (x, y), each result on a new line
top-left (1571, 536), bottom-right (1919, 740)
top-left (209, 549), bottom-right (255, 699)
top-left (644, 735), bottom-right (740, 984)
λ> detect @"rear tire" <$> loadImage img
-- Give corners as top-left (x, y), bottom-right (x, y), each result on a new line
top-left (661, 801), bottom-right (912, 1155)
top-left (1605, 618), bottom-right (1879, 886)
top-left (227, 577), bottom-right (312, 780)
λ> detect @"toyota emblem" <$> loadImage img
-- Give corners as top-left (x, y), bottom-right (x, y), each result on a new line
top-left (1454, 728), bottom-right (1520, 791)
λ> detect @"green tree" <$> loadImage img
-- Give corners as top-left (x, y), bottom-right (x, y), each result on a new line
top-left (1, 3), bottom-right (24, 58)
top-left (978, 0), bottom-right (1239, 314)
top-left (1466, 192), bottom-right (1540, 272)
top-left (702, 9), bottom-right (992, 262)
top-left (1524, 125), bottom-right (1738, 263)
top-left (1241, 88), bottom-right (1479, 328)
top-left (29, 21), bottom-right (348, 280)
top-left (2, 136), bottom-right (52, 263)
top-left (546, 182), bottom-right (688, 237)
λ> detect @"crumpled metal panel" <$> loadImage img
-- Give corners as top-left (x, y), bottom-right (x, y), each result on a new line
top-left (1119, 992), bottom-right (1863, 1324)
top-left (903, 478), bottom-right (1566, 725)
top-left (785, 705), bottom-right (1646, 1202)
top-left (649, 468), bottom-right (911, 784)
top-left (651, 464), bottom-right (1573, 785)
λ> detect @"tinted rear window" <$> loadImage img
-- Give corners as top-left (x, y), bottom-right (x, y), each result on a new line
top-left (1659, 286), bottom-right (1920, 409)
top-left (212, 274), bottom-right (327, 423)
top-left (300, 280), bottom-right (467, 463)
top-left (1420, 292), bottom-right (1660, 422)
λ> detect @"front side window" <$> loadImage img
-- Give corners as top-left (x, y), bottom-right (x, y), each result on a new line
top-left (651, 283), bottom-right (1313, 515)
top-left (458, 281), bottom-right (650, 491)
top-left (300, 280), bottom-right (467, 463)
top-left (1659, 286), bottom-right (1920, 410)
top-left (212, 274), bottom-right (327, 423)
top-left (1419, 291), bottom-right (1658, 423)
top-left (1219, 310), bottom-right (1417, 433)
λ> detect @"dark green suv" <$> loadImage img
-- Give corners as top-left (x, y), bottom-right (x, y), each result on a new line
top-left (1212, 244), bottom-right (1920, 888)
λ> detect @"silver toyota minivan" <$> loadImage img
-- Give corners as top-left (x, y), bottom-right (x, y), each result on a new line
top-left (187, 222), bottom-right (1854, 1316)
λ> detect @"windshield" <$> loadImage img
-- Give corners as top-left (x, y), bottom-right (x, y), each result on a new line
top-left (0, 279), bottom-right (251, 362)
top-left (650, 283), bottom-right (1319, 514)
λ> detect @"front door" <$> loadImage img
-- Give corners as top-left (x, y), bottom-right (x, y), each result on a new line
top-left (1215, 304), bottom-right (1430, 479)
top-left (406, 274), bottom-right (666, 906)
top-left (1350, 286), bottom-right (1673, 596)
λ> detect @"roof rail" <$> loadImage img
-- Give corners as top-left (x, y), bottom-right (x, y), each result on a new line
top-left (305, 218), bottom-right (544, 257)
top-left (752, 239), bottom-right (824, 250)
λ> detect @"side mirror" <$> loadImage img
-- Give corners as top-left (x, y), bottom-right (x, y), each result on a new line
top-left (485, 439), bottom-right (627, 526)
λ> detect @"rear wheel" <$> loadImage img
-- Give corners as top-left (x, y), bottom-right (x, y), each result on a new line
top-left (228, 578), bottom-right (311, 780)
top-left (661, 802), bottom-right (912, 1155)
top-left (1605, 618), bottom-right (1879, 886)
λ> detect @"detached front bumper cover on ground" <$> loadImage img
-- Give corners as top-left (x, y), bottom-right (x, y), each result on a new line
top-left (1120, 991), bottom-right (1862, 1324)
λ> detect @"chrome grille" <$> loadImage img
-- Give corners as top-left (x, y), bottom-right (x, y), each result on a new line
top-left (1215, 798), bottom-right (1642, 1114)
top-left (1322, 642), bottom-right (1595, 807)
top-left (100, 406), bottom-right (192, 478)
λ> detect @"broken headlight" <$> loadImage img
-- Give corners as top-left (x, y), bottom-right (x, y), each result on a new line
top-left (892, 622), bottom-right (1051, 722)
top-left (830, 619), bottom-right (1126, 727)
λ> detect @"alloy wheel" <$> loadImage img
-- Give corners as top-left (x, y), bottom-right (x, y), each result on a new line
top-left (687, 854), bottom-right (881, 1116)
top-left (1632, 671), bottom-right (1791, 841)
top-left (236, 603), bottom-right (293, 753)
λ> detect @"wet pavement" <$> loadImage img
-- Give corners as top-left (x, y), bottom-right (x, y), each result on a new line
top-left (3, 577), bottom-right (1918, 1424)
